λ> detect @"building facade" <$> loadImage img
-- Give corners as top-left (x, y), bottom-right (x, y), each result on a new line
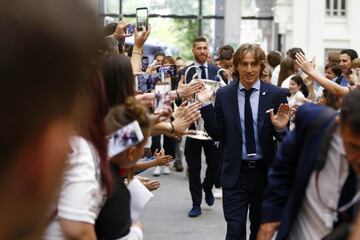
top-left (273, 0), bottom-right (360, 69)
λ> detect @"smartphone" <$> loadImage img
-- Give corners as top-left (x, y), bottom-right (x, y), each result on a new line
top-left (141, 56), bottom-right (149, 71)
top-left (108, 121), bottom-right (144, 157)
top-left (153, 82), bottom-right (171, 113)
top-left (157, 65), bottom-right (177, 77)
top-left (125, 24), bottom-right (135, 35)
top-left (136, 7), bottom-right (148, 31)
top-left (137, 73), bottom-right (162, 92)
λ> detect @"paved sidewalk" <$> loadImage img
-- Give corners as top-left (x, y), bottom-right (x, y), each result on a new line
top-left (140, 166), bottom-right (226, 240)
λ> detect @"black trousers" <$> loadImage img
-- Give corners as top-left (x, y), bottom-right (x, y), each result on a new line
top-left (184, 137), bottom-right (220, 206)
top-left (223, 161), bottom-right (267, 240)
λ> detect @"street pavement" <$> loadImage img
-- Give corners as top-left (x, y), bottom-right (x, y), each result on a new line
top-left (140, 164), bottom-right (227, 240)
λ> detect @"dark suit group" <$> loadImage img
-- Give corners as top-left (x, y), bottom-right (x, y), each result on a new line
top-left (201, 79), bottom-right (287, 239)
top-left (261, 103), bottom-right (357, 240)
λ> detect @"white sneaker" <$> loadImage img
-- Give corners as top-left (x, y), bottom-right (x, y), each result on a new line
top-left (162, 166), bottom-right (171, 175)
top-left (213, 188), bottom-right (223, 199)
top-left (153, 166), bottom-right (161, 177)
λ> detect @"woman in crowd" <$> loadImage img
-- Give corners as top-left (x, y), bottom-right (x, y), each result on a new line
top-left (44, 66), bottom-right (112, 239)
top-left (95, 97), bottom-right (151, 240)
top-left (277, 57), bottom-right (295, 88)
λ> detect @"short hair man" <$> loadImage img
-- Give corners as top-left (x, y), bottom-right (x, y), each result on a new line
top-left (154, 52), bottom-right (165, 66)
top-left (178, 36), bottom-right (223, 218)
top-left (337, 49), bottom-right (359, 86)
top-left (0, 0), bottom-right (102, 239)
top-left (199, 43), bottom-right (289, 239)
top-left (218, 45), bottom-right (235, 83)
top-left (258, 89), bottom-right (360, 240)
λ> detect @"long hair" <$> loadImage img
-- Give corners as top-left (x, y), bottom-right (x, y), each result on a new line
top-left (102, 55), bottom-right (135, 107)
top-left (278, 57), bottom-right (295, 87)
top-left (290, 75), bottom-right (308, 98)
top-left (82, 66), bottom-right (112, 193)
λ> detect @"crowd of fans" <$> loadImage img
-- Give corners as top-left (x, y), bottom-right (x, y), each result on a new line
top-left (2, 0), bottom-right (360, 240)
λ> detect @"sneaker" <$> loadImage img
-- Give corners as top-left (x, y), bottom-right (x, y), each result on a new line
top-left (173, 161), bottom-right (184, 172)
top-left (153, 166), bottom-right (161, 177)
top-left (213, 188), bottom-right (223, 199)
top-left (188, 206), bottom-right (201, 217)
top-left (163, 166), bottom-right (171, 175)
top-left (204, 191), bottom-right (215, 206)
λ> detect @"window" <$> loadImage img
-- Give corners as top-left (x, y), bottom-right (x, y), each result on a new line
top-left (326, 0), bottom-right (346, 17)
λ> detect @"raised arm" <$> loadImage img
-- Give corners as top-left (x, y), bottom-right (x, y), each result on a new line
top-left (295, 52), bottom-right (349, 97)
top-left (131, 25), bottom-right (151, 73)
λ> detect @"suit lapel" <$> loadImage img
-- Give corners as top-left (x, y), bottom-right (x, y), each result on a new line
top-left (257, 82), bottom-right (270, 135)
top-left (231, 80), bottom-right (242, 136)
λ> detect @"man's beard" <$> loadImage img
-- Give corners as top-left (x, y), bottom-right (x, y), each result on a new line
top-left (195, 55), bottom-right (207, 64)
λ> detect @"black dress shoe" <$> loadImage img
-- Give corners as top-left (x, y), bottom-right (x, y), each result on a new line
top-left (173, 161), bottom-right (184, 172)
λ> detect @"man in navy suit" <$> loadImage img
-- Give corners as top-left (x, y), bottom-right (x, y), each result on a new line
top-left (258, 90), bottom-right (360, 240)
top-left (198, 43), bottom-right (289, 240)
top-left (178, 37), bottom-right (223, 218)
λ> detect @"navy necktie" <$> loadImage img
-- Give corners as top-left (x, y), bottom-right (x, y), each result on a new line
top-left (244, 88), bottom-right (256, 156)
top-left (199, 65), bottom-right (206, 79)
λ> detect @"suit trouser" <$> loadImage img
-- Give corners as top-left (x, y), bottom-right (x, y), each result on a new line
top-left (223, 161), bottom-right (267, 240)
top-left (184, 137), bottom-right (220, 206)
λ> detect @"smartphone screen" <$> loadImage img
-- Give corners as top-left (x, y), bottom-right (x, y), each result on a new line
top-left (108, 121), bottom-right (144, 157)
top-left (125, 24), bottom-right (135, 35)
top-left (154, 82), bottom-right (171, 113)
top-left (137, 73), bottom-right (162, 92)
top-left (136, 7), bottom-right (148, 31)
top-left (141, 56), bottom-right (149, 71)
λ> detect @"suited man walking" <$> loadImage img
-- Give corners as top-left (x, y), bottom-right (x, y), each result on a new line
top-left (198, 43), bottom-right (289, 240)
top-left (178, 37), bottom-right (222, 218)
top-left (258, 90), bottom-right (360, 240)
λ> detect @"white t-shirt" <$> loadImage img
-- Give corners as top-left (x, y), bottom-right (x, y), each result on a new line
top-left (280, 74), bottom-right (294, 89)
top-left (288, 91), bottom-right (305, 107)
top-left (271, 65), bottom-right (280, 86)
top-left (44, 136), bottom-right (106, 239)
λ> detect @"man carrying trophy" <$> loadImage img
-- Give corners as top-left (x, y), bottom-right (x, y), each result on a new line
top-left (177, 36), bottom-right (224, 218)
top-left (198, 44), bottom-right (290, 240)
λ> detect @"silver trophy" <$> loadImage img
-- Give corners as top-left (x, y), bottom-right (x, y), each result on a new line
top-left (184, 66), bottom-right (223, 140)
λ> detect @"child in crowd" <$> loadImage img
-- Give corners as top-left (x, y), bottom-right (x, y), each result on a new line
top-left (96, 97), bottom-right (151, 240)
top-left (288, 75), bottom-right (308, 130)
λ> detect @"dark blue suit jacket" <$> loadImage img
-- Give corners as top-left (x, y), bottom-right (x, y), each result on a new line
top-left (200, 80), bottom-right (288, 189)
top-left (261, 103), bottom-right (357, 240)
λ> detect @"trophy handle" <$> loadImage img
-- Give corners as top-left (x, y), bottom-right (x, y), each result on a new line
top-left (184, 65), bottom-right (201, 84)
top-left (217, 68), bottom-right (228, 87)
